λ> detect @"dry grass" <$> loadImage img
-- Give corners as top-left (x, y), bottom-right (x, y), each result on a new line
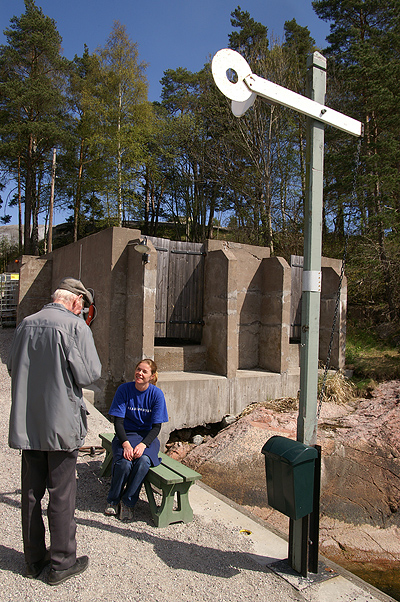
top-left (238, 396), bottom-right (299, 418)
top-left (318, 371), bottom-right (357, 405)
top-left (238, 373), bottom-right (357, 420)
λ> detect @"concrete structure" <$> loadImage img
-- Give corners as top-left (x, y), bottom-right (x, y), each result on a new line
top-left (15, 227), bottom-right (346, 448)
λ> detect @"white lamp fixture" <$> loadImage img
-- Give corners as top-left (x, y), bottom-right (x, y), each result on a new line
top-left (134, 237), bottom-right (150, 264)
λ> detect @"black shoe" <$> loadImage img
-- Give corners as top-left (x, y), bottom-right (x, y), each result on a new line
top-left (48, 556), bottom-right (89, 586)
top-left (26, 550), bottom-right (51, 579)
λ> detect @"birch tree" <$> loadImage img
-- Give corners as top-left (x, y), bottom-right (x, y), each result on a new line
top-left (93, 22), bottom-right (152, 226)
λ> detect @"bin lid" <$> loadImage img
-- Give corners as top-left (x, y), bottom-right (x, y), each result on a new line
top-left (261, 435), bottom-right (318, 466)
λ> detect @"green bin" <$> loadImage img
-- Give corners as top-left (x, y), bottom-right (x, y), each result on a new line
top-left (261, 436), bottom-right (318, 520)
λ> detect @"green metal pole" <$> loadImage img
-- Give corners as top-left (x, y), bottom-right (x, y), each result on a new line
top-left (290, 51), bottom-right (326, 575)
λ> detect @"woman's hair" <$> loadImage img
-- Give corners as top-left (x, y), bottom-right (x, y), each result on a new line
top-left (135, 358), bottom-right (158, 385)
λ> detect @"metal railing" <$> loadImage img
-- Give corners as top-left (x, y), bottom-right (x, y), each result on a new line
top-left (0, 273), bottom-right (19, 327)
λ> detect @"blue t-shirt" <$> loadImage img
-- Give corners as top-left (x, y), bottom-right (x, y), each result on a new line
top-left (108, 382), bottom-right (168, 432)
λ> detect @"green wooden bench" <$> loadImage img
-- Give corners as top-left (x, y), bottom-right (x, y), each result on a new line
top-left (99, 432), bottom-right (202, 528)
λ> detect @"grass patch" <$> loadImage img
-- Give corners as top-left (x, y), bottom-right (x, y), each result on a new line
top-left (346, 321), bottom-right (400, 391)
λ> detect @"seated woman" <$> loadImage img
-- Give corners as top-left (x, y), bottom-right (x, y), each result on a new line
top-left (104, 359), bottom-right (168, 522)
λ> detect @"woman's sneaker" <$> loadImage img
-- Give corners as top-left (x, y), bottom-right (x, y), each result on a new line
top-left (119, 502), bottom-right (134, 522)
top-left (104, 503), bottom-right (119, 516)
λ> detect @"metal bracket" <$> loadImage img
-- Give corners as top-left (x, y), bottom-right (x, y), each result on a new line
top-left (302, 271), bottom-right (321, 293)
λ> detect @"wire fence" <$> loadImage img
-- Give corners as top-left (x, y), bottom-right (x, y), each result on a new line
top-left (0, 273), bottom-right (19, 327)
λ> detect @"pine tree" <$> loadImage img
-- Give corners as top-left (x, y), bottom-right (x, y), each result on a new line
top-left (313, 0), bottom-right (400, 317)
top-left (0, 0), bottom-right (70, 254)
top-left (224, 10), bottom-right (313, 253)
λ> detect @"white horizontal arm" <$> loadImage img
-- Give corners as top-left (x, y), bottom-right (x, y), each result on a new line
top-left (211, 49), bottom-right (363, 137)
top-left (245, 74), bottom-right (362, 137)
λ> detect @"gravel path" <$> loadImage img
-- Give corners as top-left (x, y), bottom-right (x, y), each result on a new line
top-left (0, 327), bottom-right (306, 602)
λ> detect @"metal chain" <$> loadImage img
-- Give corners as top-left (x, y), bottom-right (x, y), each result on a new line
top-left (317, 137), bottom-right (362, 418)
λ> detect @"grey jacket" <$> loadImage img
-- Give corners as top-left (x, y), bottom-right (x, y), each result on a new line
top-left (7, 302), bottom-right (102, 451)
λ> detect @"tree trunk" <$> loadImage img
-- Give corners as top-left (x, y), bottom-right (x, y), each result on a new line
top-left (144, 165), bottom-right (150, 233)
top-left (24, 135), bottom-right (35, 255)
top-left (17, 155), bottom-right (23, 254)
top-left (74, 140), bottom-right (85, 242)
top-left (117, 82), bottom-right (122, 227)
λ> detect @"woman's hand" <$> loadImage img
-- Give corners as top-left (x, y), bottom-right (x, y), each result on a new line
top-left (122, 441), bottom-right (134, 461)
top-left (132, 442), bottom-right (146, 459)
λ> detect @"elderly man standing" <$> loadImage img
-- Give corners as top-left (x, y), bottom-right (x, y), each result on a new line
top-left (7, 277), bottom-right (102, 586)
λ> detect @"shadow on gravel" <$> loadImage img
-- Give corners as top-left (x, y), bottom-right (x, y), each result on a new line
top-left (0, 490), bottom-right (21, 510)
top-left (75, 460), bottom-right (174, 527)
top-left (0, 545), bottom-right (25, 576)
top-left (0, 327), bottom-right (15, 364)
top-left (75, 462), bottom-right (268, 578)
top-left (76, 515), bottom-right (268, 578)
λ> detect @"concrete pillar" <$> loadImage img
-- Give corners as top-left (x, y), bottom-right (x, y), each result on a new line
top-left (260, 256), bottom-right (291, 373)
top-left (124, 239), bottom-right (157, 381)
top-left (203, 248), bottom-right (238, 377)
top-left (17, 255), bottom-right (53, 322)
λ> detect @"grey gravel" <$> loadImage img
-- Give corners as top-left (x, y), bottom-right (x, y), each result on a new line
top-left (1, 327), bottom-right (391, 602)
top-left (0, 327), bottom-right (305, 602)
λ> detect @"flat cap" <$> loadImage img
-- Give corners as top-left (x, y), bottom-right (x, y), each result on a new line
top-left (57, 277), bottom-right (93, 307)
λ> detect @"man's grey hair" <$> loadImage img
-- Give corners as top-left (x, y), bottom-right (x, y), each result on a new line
top-left (52, 289), bottom-right (80, 305)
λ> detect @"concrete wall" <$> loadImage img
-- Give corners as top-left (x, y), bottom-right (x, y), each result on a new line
top-left (15, 228), bottom-right (346, 445)
top-left (124, 239), bottom-right (157, 382)
top-left (157, 367), bottom-right (300, 449)
top-left (203, 241), bottom-right (293, 376)
top-left (202, 245), bottom-right (238, 378)
top-left (49, 228), bottom-right (143, 389)
top-left (18, 256), bottom-right (53, 321)
top-left (224, 242), bottom-right (269, 371)
top-left (17, 228), bottom-right (145, 406)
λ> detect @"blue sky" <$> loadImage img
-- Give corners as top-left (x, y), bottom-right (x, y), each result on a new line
top-left (0, 0), bottom-right (331, 223)
top-left (1, 0), bottom-right (331, 101)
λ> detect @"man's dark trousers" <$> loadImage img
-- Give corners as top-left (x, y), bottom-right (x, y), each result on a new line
top-left (21, 449), bottom-right (79, 570)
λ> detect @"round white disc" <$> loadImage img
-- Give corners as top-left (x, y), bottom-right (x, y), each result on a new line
top-left (211, 49), bottom-right (253, 103)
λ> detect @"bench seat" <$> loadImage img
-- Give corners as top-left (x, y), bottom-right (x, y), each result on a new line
top-left (99, 432), bottom-right (201, 527)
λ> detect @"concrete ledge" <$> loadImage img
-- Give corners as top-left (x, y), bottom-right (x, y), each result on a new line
top-left (158, 371), bottom-right (226, 383)
top-left (157, 369), bottom-right (300, 448)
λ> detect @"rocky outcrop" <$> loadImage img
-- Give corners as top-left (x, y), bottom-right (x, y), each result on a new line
top-left (167, 382), bottom-right (400, 568)
top-left (320, 380), bottom-right (400, 527)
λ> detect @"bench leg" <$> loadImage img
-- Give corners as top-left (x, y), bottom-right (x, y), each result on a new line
top-left (99, 449), bottom-right (113, 478)
top-left (144, 480), bottom-right (195, 528)
top-left (173, 482), bottom-right (194, 523)
top-left (144, 481), bottom-right (175, 528)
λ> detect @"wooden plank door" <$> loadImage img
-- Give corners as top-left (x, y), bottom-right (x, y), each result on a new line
top-left (290, 255), bottom-right (304, 342)
top-left (148, 237), bottom-right (205, 342)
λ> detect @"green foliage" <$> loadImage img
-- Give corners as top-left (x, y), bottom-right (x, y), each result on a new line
top-left (92, 21), bottom-right (152, 226)
top-left (1, 2), bottom-right (400, 329)
top-left (229, 6), bottom-right (269, 59)
top-left (346, 317), bottom-right (400, 385)
top-left (314, 0), bottom-right (400, 318)
top-left (0, 0), bottom-right (71, 254)
top-left (0, 237), bottom-right (18, 273)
